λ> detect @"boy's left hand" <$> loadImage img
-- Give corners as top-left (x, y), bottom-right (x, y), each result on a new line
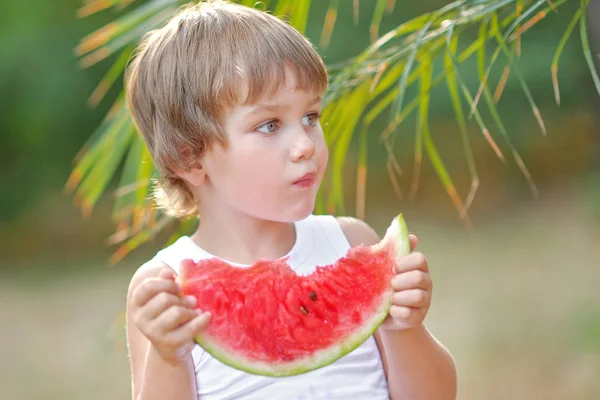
top-left (381, 234), bottom-right (432, 331)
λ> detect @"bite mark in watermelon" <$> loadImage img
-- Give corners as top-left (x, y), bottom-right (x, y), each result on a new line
top-left (178, 214), bottom-right (410, 377)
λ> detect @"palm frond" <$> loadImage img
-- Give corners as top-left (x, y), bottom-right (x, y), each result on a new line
top-left (419, 55), bottom-right (472, 227)
top-left (445, 19), bottom-right (506, 163)
top-left (320, 0), bottom-right (340, 49)
top-left (579, 0), bottom-right (600, 97)
top-left (70, 0), bottom-right (594, 262)
top-left (492, 15), bottom-right (548, 135)
top-left (288, 0), bottom-right (311, 35)
top-left (370, 0), bottom-right (390, 42)
top-left (477, 21), bottom-right (539, 197)
top-left (76, 0), bottom-right (181, 68)
top-left (88, 45), bottom-right (134, 107)
top-left (445, 36), bottom-right (479, 213)
top-left (551, 7), bottom-right (583, 104)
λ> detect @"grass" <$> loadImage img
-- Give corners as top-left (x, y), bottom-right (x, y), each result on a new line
top-left (1, 184), bottom-right (599, 400)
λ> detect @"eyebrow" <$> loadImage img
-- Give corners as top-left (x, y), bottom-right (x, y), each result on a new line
top-left (248, 95), bottom-right (322, 117)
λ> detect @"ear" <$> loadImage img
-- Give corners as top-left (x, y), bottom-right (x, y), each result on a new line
top-left (173, 158), bottom-right (206, 187)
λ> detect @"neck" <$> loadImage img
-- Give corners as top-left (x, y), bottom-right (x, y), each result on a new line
top-left (190, 206), bottom-right (297, 265)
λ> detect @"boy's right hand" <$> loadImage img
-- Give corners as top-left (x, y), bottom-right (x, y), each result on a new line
top-left (130, 267), bottom-right (211, 364)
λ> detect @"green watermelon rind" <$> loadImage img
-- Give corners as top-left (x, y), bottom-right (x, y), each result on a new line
top-left (192, 213), bottom-right (411, 377)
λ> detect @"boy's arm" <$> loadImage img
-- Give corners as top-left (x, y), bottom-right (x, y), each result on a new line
top-left (126, 261), bottom-right (202, 400)
top-left (337, 217), bottom-right (457, 400)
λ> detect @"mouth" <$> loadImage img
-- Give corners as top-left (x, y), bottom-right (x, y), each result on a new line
top-left (293, 172), bottom-right (317, 187)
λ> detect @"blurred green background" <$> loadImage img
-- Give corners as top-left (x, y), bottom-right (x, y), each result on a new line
top-left (1, 1), bottom-right (599, 399)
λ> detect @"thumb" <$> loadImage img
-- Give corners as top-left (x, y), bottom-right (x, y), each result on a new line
top-left (189, 311), bottom-right (212, 337)
top-left (409, 234), bottom-right (418, 252)
top-left (158, 267), bottom-right (176, 280)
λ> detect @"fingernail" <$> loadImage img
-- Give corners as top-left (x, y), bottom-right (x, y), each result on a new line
top-left (186, 296), bottom-right (197, 307)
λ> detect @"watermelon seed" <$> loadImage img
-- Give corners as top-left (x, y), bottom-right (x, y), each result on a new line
top-left (300, 306), bottom-right (308, 315)
top-left (309, 291), bottom-right (317, 301)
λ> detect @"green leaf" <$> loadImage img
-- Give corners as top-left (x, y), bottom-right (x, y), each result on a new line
top-left (77, 0), bottom-right (123, 17)
top-left (390, 16), bottom-right (435, 130)
top-left (370, 0), bottom-right (388, 42)
top-left (321, 89), bottom-right (357, 147)
top-left (66, 99), bottom-right (127, 193)
top-left (273, 0), bottom-right (292, 19)
top-left (113, 134), bottom-right (146, 223)
top-left (88, 45), bottom-right (134, 107)
top-left (353, 0), bottom-right (360, 25)
top-left (551, 7), bottom-right (583, 105)
top-left (357, 13), bottom-right (433, 63)
top-left (446, 19), bottom-right (506, 162)
top-left (79, 7), bottom-right (176, 68)
top-left (356, 125), bottom-right (369, 219)
top-left (326, 81), bottom-right (372, 214)
top-left (515, 0), bottom-right (523, 55)
top-left (76, 0), bottom-right (176, 57)
top-left (506, 0), bottom-right (572, 41)
top-left (419, 55), bottom-right (471, 225)
top-left (492, 15), bottom-right (547, 135)
top-left (445, 36), bottom-right (479, 212)
top-left (241, 0), bottom-right (260, 7)
top-left (503, 0), bottom-right (550, 39)
top-left (319, 0), bottom-right (340, 49)
top-left (580, 2), bottom-right (600, 98)
top-left (69, 0), bottom-right (591, 263)
top-left (477, 25), bottom-right (539, 198)
top-left (289, 0), bottom-right (311, 34)
top-left (109, 215), bottom-right (172, 264)
top-left (75, 112), bottom-right (135, 216)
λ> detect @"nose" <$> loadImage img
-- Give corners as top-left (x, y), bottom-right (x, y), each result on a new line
top-left (290, 129), bottom-right (316, 162)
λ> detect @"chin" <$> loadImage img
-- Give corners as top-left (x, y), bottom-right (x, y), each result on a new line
top-left (272, 199), bottom-right (316, 223)
top-left (292, 199), bottom-right (317, 221)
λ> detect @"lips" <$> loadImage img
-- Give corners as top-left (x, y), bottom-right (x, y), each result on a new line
top-left (293, 172), bottom-right (316, 186)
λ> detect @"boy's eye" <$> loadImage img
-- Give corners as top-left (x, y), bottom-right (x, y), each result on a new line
top-left (256, 120), bottom-right (279, 134)
top-left (302, 112), bottom-right (321, 127)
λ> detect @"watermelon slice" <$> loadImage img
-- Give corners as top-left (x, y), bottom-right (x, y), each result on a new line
top-left (178, 214), bottom-right (410, 377)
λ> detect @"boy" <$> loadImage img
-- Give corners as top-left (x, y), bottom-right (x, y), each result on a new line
top-left (125, 1), bottom-right (457, 399)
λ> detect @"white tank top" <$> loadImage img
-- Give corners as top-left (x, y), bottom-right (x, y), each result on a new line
top-left (153, 214), bottom-right (389, 400)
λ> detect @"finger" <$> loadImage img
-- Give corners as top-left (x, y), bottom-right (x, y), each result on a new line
top-left (153, 305), bottom-right (200, 334)
top-left (388, 305), bottom-right (413, 321)
top-left (188, 312), bottom-right (211, 335)
top-left (391, 269), bottom-right (431, 291)
top-left (392, 289), bottom-right (430, 308)
top-left (132, 277), bottom-right (181, 308)
top-left (395, 251), bottom-right (428, 274)
top-left (409, 234), bottom-right (418, 252)
top-left (388, 305), bottom-right (424, 325)
top-left (167, 312), bottom-right (211, 344)
top-left (158, 267), bottom-right (176, 281)
top-left (140, 291), bottom-right (195, 321)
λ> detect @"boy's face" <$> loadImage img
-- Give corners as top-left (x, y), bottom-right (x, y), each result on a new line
top-left (200, 69), bottom-right (328, 222)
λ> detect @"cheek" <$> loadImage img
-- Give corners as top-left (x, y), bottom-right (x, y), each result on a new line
top-left (229, 159), bottom-right (293, 218)
top-left (315, 130), bottom-right (329, 170)
top-left (223, 145), bottom-right (283, 198)
top-left (232, 146), bottom-right (279, 181)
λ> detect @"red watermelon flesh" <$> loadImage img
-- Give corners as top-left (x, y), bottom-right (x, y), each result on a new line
top-left (178, 214), bottom-right (410, 376)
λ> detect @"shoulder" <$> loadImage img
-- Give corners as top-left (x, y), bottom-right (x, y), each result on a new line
top-left (335, 216), bottom-right (380, 247)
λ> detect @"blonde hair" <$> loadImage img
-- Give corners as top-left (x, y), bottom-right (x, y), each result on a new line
top-left (125, 0), bottom-right (329, 218)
